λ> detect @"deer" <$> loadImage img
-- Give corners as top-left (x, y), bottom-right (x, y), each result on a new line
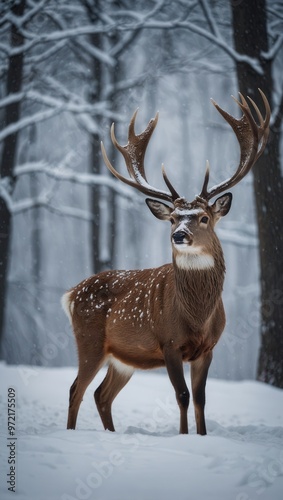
top-left (62, 90), bottom-right (270, 436)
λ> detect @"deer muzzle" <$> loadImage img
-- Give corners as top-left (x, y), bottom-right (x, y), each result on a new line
top-left (172, 231), bottom-right (193, 246)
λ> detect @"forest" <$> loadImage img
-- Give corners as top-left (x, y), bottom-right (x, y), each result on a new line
top-left (0, 0), bottom-right (283, 386)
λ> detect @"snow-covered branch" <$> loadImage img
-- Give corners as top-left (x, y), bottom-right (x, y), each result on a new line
top-left (24, 90), bottom-right (103, 115)
top-left (0, 91), bottom-right (24, 108)
top-left (0, 25), bottom-right (116, 67)
top-left (27, 39), bottom-right (67, 65)
top-left (14, 196), bottom-right (94, 221)
top-left (261, 34), bottom-right (283, 61)
top-left (1, 1), bottom-right (266, 76)
top-left (0, 89), bottom-right (124, 140)
top-left (118, 18), bottom-right (264, 74)
top-left (1, 157), bottom-right (144, 218)
top-left (109, 0), bottom-right (166, 58)
top-left (105, 74), bottom-right (148, 98)
top-left (273, 89), bottom-right (283, 130)
top-left (199, 0), bottom-right (222, 40)
top-left (0, 178), bottom-right (93, 220)
top-left (6, 0), bottom-right (47, 29)
top-left (13, 162), bottom-right (142, 201)
top-left (0, 108), bottom-right (61, 142)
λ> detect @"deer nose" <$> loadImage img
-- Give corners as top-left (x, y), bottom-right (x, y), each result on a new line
top-left (172, 231), bottom-right (187, 245)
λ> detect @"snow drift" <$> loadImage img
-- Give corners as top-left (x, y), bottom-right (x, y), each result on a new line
top-left (0, 362), bottom-right (282, 500)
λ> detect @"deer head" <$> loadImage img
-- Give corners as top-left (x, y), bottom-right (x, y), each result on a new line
top-left (101, 90), bottom-right (270, 269)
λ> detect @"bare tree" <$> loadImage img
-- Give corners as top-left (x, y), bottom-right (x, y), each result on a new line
top-left (0, 0), bottom-right (25, 350)
top-left (232, 0), bottom-right (283, 387)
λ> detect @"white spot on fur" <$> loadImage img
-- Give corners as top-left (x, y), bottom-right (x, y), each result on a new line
top-left (109, 356), bottom-right (135, 376)
top-left (61, 291), bottom-right (74, 324)
top-left (175, 220), bottom-right (192, 234)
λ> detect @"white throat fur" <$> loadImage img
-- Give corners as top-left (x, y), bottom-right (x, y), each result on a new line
top-left (174, 245), bottom-right (215, 270)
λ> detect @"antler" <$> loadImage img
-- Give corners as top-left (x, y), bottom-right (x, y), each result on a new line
top-left (198, 89), bottom-right (270, 202)
top-left (101, 109), bottom-right (180, 204)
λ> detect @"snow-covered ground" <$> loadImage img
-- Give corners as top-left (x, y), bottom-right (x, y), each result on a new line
top-left (0, 362), bottom-right (282, 500)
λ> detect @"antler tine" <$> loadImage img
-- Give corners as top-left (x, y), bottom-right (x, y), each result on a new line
top-left (198, 89), bottom-right (270, 202)
top-left (101, 110), bottom-right (179, 204)
top-left (162, 164), bottom-right (181, 200)
top-left (198, 160), bottom-right (211, 201)
top-left (248, 89), bottom-right (271, 160)
top-left (124, 108), bottom-right (148, 181)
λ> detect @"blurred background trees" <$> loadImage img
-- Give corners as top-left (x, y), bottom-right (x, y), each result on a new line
top-left (0, 0), bottom-right (282, 386)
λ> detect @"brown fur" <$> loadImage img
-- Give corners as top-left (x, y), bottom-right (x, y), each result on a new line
top-left (69, 259), bottom-right (224, 369)
top-left (64, 204), bottom-right (229, 435)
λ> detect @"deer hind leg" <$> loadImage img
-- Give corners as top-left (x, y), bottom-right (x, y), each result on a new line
top-left (190, 351), bottom-right (212, 436)
top-left (94, 358), bottom-right (134, 432)
top-left (67, 343), bottom-right (106, 430)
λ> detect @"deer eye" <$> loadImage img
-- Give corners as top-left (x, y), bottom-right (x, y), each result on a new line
top-left (200, 216), bottom-right (209, 224)
top-left (169, 217), bottom-right (175, 225)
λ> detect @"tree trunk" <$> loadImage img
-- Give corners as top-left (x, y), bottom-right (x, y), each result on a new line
top-left (86, 0), bottom-right (125, 273)
top-left (231, 0), bottom-right (283, 387)
top-left (89, 16), bottom-right (103, 274)
top-left (87, 0), bottom-right (117, 274)
top-left (0, 0), bottom-right (25, 354)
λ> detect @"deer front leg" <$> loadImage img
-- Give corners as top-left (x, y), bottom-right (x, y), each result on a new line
top-left (190, 351), bottom-right (212, 435)
top-left (163, 345), bottom-right (190, 434)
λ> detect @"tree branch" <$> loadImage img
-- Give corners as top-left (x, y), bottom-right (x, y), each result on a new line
top-left (0, 108), bottom-right (61, 142)
top-left (13, 162), bottom-right (142, 201)
top-left (273, 88), bottom-right (283, 131)
top-left (0, 89), bottom-right (125, 141)
top-left (0, 25), bottom-right (116, 66)
top-left (199, 0), bottom-right (222, 39)
top-left (107, 14), bottom-right (264, 74)
top-left (261, 34), bottom-right (283, 60)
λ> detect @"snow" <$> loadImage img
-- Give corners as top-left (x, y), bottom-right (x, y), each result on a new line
top-left (174, 208), bottom-right (204, 216)
top-left (0, 362), bottom-right (282, 500)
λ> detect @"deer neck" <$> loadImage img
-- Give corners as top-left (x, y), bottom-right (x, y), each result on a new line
top-left (172, 243), bottom-right (225, 330)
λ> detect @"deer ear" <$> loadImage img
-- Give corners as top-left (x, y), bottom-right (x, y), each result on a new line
top-left (211, 193), bottom-right (232, 219)
top-left (145, 199), bottom-right (173, 221)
